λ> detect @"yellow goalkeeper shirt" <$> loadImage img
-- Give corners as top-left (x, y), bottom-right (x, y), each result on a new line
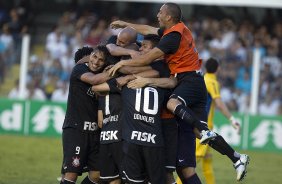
top-left (204, 73), bottom-right (221, 129)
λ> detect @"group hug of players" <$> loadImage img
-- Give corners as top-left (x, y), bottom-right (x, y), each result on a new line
top-left (59, 3), bottom-right (250, 184)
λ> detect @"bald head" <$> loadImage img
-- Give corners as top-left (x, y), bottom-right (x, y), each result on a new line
top-left (116, 27), bottom-right (137, 47)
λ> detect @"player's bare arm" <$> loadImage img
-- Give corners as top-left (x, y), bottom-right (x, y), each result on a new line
top-left (81, 72), bottom-right (112, 86)
top-left (108, 47), bottom-right (164, 76)
top-left (111, 20), bottom-right (159, 35)
top-left (98, 110), bottom-right (103, 128)
top-left (91, 82), bottom-right (110, 92)
top-left (106, 43), bottom-right (139, 57)
top-left (119, 65), bottom-right (153, 74)
top-left (214, 98), bottom-right (241, 133)
top-left (128, 75), bottom-right (177, 89)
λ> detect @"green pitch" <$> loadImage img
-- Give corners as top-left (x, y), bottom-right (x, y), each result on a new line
top-left (0, 135), bottom-right (281, 184)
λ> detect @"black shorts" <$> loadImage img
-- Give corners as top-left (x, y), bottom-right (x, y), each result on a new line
top-left (162, 118), bottom-right (177, 172)
top-left (99, 142), bottom-right (123, 182)
top-left (177, 119), bottom-right (196, 168)
top-left (122, 141), bottom-right (166, 184)
top-left (171, 71), bottom-right (207, 122)
top-left (62, 128), bottom-right (100, 175)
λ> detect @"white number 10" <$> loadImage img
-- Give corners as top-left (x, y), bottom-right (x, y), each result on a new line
top-left (135, 87), bottom-right (158, 115)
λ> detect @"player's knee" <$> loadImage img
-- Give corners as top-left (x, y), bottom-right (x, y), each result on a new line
top-left (64, 172), bottom-right (78, 182)
top-left (177, 167), bottom-right (196, 179)
top-left (88, 171), bottom-right (100, 183)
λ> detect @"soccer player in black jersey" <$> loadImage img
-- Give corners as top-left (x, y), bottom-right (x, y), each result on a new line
top-left (115, 61), bottom-right (171, 184)
top-left (61, 45), bottom-right (111, 184)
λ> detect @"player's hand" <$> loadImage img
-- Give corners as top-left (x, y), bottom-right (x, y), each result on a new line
top-left (230, 116), bottom-right (241, 134)
top-left (110, 20), bottom-right (128, 29)
top-left (127, 75), bottom-right (149, 89)
top-left (108, 61), bottom-right (124, 77)
top-left (116, 75), bottom-right (131, 88)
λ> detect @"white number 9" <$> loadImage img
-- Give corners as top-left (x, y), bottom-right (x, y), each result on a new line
top-left (75, 146), bottom-right (80, 154)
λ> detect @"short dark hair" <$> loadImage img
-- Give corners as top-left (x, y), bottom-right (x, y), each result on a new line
top-left (93, 45), bottom-right (111, 65)
top-left (164, 3), bottom-right (182, 23)
top-left (143, 34), bottom-right (160, 48)
top-left (205, 58), bottom-right (219, 73)
top-left (74, 46), bottom-right (93, 63)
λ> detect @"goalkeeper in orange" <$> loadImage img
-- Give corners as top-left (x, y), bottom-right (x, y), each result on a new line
top-left (177, 57), bottom-right (241, 184)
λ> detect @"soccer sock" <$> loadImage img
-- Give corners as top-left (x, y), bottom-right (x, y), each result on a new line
top-left (173, 104), bottom-right (209, 131)
top-left (202, 157), bottom-right (215, 184)
top-left (208, 134), bottom-right (238, 163)
top-left (63, 179), bottom-right (76, 184)
top-left (184, 173), bottom-right (202, 184)
top-left (81, 175), bottom-right (98, 184)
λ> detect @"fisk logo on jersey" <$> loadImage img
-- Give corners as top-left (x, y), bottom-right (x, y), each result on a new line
top-left (131, 131), bottom-right (156, 143)
top-left (100, 130), bottom-right (118, 141)
top-left (83, 121), bottom-right (98, 131)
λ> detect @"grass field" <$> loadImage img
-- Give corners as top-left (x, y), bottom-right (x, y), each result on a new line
top-left (0, 134), bottom-right (281, 184)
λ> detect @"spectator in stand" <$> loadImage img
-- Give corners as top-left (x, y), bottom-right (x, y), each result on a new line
top-left (85, 19), bottom-right (108, 47)
top-left (8, 79), bottom-right (28, 99)
top-left (44, 75), bottom-right (59, 100)
top-left (58, 11), bottom-right (75, 42)
top-left (259, 94), bottom-right (280, 116)
top-left (235, 71), bottom-right (251, 94)
top-left (46, 27), bottom-right (68, 60)
top-left (51, 81), bottom-right (69, 102)
top-left (27, 80), bottom-right (46, 101)
top-left (0, 23), bottom-right (14, 83)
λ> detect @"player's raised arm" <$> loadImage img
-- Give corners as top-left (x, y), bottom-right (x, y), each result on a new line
top-left (108, 47), bottom-right (164, 76)
top-left (81, 72), bottom-right (112, 86)
top-left (106, 43), bottom-right (139, 57)
top-left (111, 20), bottom-right (159, 35)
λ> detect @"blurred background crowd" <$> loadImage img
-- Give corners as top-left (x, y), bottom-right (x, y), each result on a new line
top-left (0, 0), bottom-right (281, 116)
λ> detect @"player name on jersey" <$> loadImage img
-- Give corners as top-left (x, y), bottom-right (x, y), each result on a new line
top-left (131, 131), bottom-right (156, 144)
top-left (133, 113), bottom-right (155, 123)
top-left (103, 115), bottom-right (119, 125)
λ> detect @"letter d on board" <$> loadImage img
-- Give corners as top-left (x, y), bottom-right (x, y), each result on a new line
top-left (0, 104), bottom-right (22, 131)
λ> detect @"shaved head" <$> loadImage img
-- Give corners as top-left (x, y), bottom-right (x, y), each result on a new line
top-left (164, 3), bottom-right (182, 23)
top-left (116, 27), bottom-right (137, 47)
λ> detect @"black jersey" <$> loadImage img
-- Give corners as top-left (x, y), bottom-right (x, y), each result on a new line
top-left (63, 63), bottom-right (99, 132)
top-left (108, 61), bottom-right (170, 147)
top-left (122, 86), bottom-right (166, 147)
top-left (150, 59), bottom-right (170, 78)
top-left (99, 87), bottom-right (122, 144)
